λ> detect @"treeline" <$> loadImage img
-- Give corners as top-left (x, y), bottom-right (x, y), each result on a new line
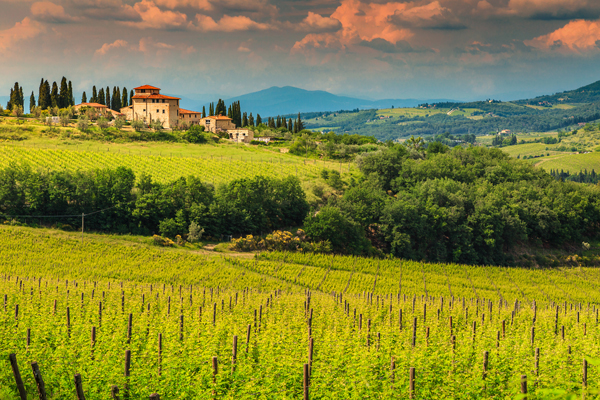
top-left (83, 85), bottom-right (130, 111)
top-left (551, 169), bottom-right (600, 184)
top-left (305, 145), bottom-right (600, 264)
top-left (0, 164), bottom-right (308, 238)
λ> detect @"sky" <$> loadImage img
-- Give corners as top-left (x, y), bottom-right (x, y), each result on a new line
top-left (2, 0), bottom-right (600, 104)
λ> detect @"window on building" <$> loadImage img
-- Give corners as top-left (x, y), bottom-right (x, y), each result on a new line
top-left (162, 99), bottom-right (165, 103)
top-left (162, 110), bottom-right (165, 114)
top-left (157, 110), bottom-right (159, 113)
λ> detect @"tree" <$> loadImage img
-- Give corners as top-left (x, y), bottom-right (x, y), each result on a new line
top-left (77, 116), bottom-right (90, 132)
top-left (91, 86), bottom-right (98, 103)
top-left (248, 113), bottom-right (254, 127)
top-left (114, 116), bottom-right (125, 130)
top-left (242, 112), bottom-right (248, 127)
top-left (130, 90), bottom-right (133, 106)
top-left (39, 80), bottom-right (50, 110)
top-left (209, 103), bottom-right (214, 116)
top-left (50, 82), bottom-right (59, 108)
top-left (68, 80), bottom-right (74, 106)
top-left (122, 87), bottom-right (128, 108)
top-left (296, 113), bottom-right (304, 132)
top-left (97, 117), bottom-right (109, 131)
top-left (12, 106), bottom-right (23, 118)
top-left (38, 78), bottom-right (44, 108)
top-left (105, 86), bottom-right (110, 111)
top-left (151, 119), bottom-right (163, 132)
top-left (288, 118), bottom-right (293, 131)
top-left (132, 119), bottom-right (144, 132)
top-left (202, 106), bottom-right (206, 118)
top-left (29, 92), bottom-right (36, 113)
top-left (303, 206), bottom-right (368, 254)
top-left (187, 222), bottom-right (204, 243)
top-left (81, 91), bottom-right (87, 103)
top-left (59, 77), bottom-right (69, 108)
top-left (98, 88), bottom-right (105, 105)
top-left (256, 114), bottom-right (262, 125)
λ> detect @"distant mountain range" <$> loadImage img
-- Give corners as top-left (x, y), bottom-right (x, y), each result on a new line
top-left (207, 86), bottom-right (455, 118)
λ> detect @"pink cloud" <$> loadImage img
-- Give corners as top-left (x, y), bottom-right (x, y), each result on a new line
top-left (194, 14), bottom-right (272, 31)
top-left (474, 0), bottom-right (600, 19)
top-left (95, 39), bottom-right (129, 55)
top-left (31, 1), bottom-right (78, 23)
top-left (0, 17), bottom-right (44, 53)
top-left (292, 0), bottom-right (414, 54)
top-left (525, 19), bottom-right (600, 52)
top-left (154, 0), bottom-right (212, 11)
top-left (296, 12), bottom-right (341, 33)
top-left (125, 0), bottom-right (190, 29)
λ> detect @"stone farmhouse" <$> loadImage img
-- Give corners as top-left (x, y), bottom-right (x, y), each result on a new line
top-left (116, 84), bottom-right (253, 141)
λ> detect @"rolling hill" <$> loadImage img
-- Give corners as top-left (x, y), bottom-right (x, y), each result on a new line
top-left (220, 86), bottom-right (453, 117)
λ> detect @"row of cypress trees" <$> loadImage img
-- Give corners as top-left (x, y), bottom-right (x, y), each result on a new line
top-left (82, 86), bottom-right (131, 111)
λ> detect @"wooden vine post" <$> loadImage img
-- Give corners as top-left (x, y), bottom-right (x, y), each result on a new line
top-left (31, 361), bottom-right (48, 400)
top-left (303, 363), bottom-right (310, 400)
top-left (74, 373), bottom-right (86, 400)
top-left (9, 353), bottom-right (26, 400)
top-left (409, 367), bottom-right (416, 399)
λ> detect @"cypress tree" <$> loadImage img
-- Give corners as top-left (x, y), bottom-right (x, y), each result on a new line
top-left (29, 92), bottom-right (36, 113)
top-left (59, 77), bottom-right (68, 108)
top-left (38, 78), bottom-right (44, 108)
top-left (81, 91), bottom-right (87, 103)
top-left (122, 87), bottom-right (128, 108)
top-left (242, 112), bottom-right (248, 127)
top-left (202, 106), bottom-right (206, 118)
top-left (51, 82), bottom-right (59, 108)
top-left (130, 89), bottom-right (133, 106)
top-left (39, 80), bottom-right (50, 110)
top-left (288, 118), bottom-right (293, 131)
top-left (282, 117), bottom-right (287, 130)
top-left (92, 86), bottom-right (98, 103)
top-left (296, 113), bottom-right (304, 131)
top-left (18, 86), bottom-right (24, 108)
top-left (227, 104), bottom-right (233, 119)
top-left (98, 88), bottom-right (105, 105)
top-left (7, 88), bottom-right (13, 110)
top-left (105, 86), bottom-right (110, 111)
top-left (68, 80), bottom-right (74, 106)
top-left (276, 116), bottom-right (281, 128)
top-left (249, 113), bottom-right (254, 127)
top-left (256, 114), bottom-right (262, 125)
top-left (115, 87), bottom-right (121, 110)
top-left (209, 103), bottom-right (214, 116)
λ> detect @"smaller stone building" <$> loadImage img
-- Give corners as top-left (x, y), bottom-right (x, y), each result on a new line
top-left (200, 115), bottom-right (236, 133)
top-left (179, 109), bottom-right (202, 126)
top-left (228, 129), bottom-right (254, 143)
top-left (74, 102), bottom-right (109, 115)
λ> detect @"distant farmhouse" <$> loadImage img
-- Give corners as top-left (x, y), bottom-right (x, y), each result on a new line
top-left (114, 84), bottom-right (252, 142)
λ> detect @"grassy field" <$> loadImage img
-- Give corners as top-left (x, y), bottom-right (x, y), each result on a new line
top-left (0, 225), bottom-right (599, 399)
top-left (0, 118), bottom-right (355, 188)
top-left (377, 107), bottom-right (484, 120)
top-left (536, 151), bottom-right (600, 172)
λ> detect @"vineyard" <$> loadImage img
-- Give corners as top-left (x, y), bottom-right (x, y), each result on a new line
top-left (0, 145), bottom-right (351, 185)
top-left (0, 225), bottom-right (599, 399)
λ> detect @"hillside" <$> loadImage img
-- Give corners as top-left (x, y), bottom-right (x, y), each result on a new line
top-left (222, 86), bottom-right (452, 117)
top-left (514, 79), bottom-right (600, 106)
top-left (0, 225), bottom-right (598, 398)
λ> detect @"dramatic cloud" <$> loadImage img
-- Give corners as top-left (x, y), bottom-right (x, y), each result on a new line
top-left (475, 0), bottom-right (600, 20)
top-left (0, 17), bottom-right (44, 53)
top-left (292, 0), bottom-right (415, 54)
top-left (296, 12), bottom-right (341, 33)
top-left (389, 1), bottom-right (466, 30)
top-left (124, 0), bottom-right (190, 29)
top-left (525, 19), bottom-right (600, 52)
top-left (194, 14), bottom-right (272, 32)
top-left (359, 38), bottom-right (431, 53)
top-left (31, 1), bottom-right (78, 23)
top-left (154, 0), bottom-right (212, 10)
top-left (95, 39), bottom-right (129, 55)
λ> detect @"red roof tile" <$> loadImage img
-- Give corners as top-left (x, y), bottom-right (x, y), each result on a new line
top-left (207, 115), bottom-right (232, 120)
top-left (75, 102), bottom-right (108, 108)
top-left (132, 94), bottom-right (181, 100)
top-left (134, 85), bottom-right (161, 90)
top-left (179, 109), bottom-right (201, 114)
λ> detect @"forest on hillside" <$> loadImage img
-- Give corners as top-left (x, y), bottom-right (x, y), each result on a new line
top-left (1, 143), bottom-right (598, 266)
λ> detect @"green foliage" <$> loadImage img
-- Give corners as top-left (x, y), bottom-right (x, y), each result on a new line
top-left (187, 221), bottom-right (204, 243)
top-left (352, 146), bottom-right (600, 264)
top-left (303, 205), bottom-right (369, 254)
top-left (183, 124), bottom-right (210, 144)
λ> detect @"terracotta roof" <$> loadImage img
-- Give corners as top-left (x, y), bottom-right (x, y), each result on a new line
top-left (207, 115), bottom-right (232, 120)
top-left (134, 85), bottom-right (161, 90)
top-left (179, 109), bottom-right (201, 114)
top-left (76, 102), bottom-right (108, 108)
top-left (132, 94), bottom-right (181, 100)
